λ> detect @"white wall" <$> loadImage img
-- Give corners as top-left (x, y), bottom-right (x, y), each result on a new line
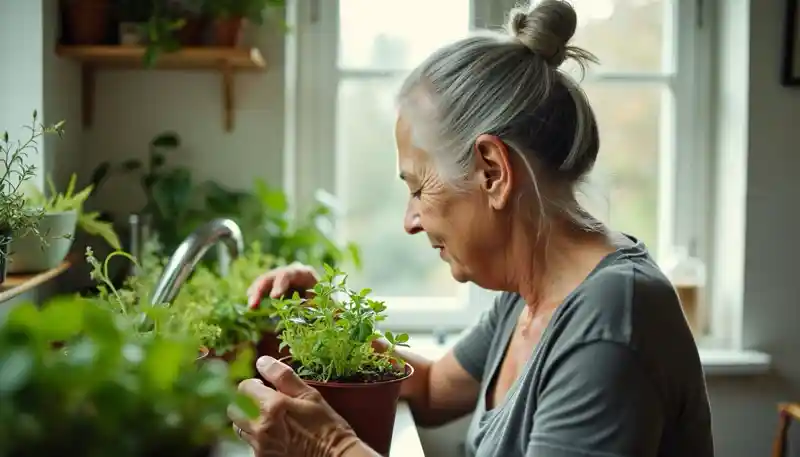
top-left (0, 0), bottom-right (45, 191)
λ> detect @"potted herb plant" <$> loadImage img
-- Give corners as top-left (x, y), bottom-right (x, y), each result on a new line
top-left (0, 113), bottom-right (65, 284)
top-left (201, 0), bottom-right (284, 46)
top-left (270, 264), bottom-right (413, 456)
top-left (9, 173), bottom-right (121, 274)
top-left (0, 294), bottom-right (260, 456)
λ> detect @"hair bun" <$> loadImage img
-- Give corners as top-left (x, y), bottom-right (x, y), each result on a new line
top-left (506, 0), bottom-right (580, 67)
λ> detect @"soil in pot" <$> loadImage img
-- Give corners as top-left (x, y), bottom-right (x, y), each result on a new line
top-left (64, 0), bottom-right (112, 45)
top-left (0, 229), bottom-right (11, 285)
top-left (8, 211), bottom-right (78, 274)
top-left (212, 17), bottom-right (243, 47)
top-left (280, 357), bottom-right (414, 456)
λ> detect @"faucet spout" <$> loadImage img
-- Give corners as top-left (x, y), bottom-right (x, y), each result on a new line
top-left (149, 218), bottom-right (245, 305)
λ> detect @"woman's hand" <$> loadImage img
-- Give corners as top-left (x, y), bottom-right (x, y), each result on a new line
top-left (247, 262), bottom-right (319, 309)
top-left (230, 356), bottom-right (367, 457)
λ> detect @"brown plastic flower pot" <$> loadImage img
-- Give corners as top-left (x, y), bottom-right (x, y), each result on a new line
top-left (64, 0), bottom-right (111, 45)
top-left (256, 330), bottom-right (291, 359)
top-left (212, 17), bottom-right (243, 47)
top-left (279, 357), bottom-right (414, 456)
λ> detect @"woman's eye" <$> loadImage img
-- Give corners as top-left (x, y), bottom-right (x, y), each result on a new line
top-left (411, 189), bottom-right (422, 198)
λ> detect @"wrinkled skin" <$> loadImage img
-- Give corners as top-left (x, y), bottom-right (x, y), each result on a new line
top-left (229, 356), bottom-right (361, 457)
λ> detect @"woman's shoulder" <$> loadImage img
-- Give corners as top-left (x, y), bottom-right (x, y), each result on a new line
top-left (553, 241), bottom-right (687, 348)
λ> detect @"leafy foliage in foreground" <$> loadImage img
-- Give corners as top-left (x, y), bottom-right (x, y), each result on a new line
top-left (271, 264), bottom-right (410, 382)
top-left (0, 296), bottom-right (259, 457)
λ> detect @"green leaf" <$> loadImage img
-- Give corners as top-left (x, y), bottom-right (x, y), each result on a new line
top-left (151, 132), bottom-right (180, 148)
top-left (142, 339), bottom-right (186, 390)
top-left (232, 392), bottom-right (260, 419)
top-left (228, 345), bottom-right (255, 381)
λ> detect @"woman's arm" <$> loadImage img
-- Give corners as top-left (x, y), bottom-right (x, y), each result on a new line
top-left (373, 294), bottom-right (507, 427)
top-left (374, 340), bottom-right (482, 427)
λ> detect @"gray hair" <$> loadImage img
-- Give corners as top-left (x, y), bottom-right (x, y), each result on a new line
top-left (396, 0), bottom-right (603, 233)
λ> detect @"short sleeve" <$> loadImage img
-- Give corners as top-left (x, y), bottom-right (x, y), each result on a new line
top-left (451, 293), bottom-right (512, 381)
top-left (527, 341), bottom-right (664, 457)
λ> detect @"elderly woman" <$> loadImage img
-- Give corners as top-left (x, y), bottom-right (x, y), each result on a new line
top-left (229, 1), bottom-right (714, 456)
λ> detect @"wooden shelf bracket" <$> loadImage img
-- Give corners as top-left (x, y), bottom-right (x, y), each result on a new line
top-left (56, 46), bottom-right (266, 133)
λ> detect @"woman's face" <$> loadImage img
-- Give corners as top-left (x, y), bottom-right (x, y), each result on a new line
top-left (394, 115), bottom-right (514, 286)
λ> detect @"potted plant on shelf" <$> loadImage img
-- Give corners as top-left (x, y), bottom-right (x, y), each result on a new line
top-left (270, 264), bottom-right (413, 456)
top-left (115, 0), bottom-right (152, 45)
top-left (201, 0), bottom-right (284, 47)
top-left (9, 173), bottom-right (121, 274)
top-left (0, 113), bottom-right (65, 284)
top-left (63, 0), bottom-right (113, 45)
top-left (0, 294), bottom-right (259, 456)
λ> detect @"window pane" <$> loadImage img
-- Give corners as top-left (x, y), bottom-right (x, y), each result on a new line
top-left (564, 0), bottom-right (669, 74)
top-left (338, 0), bottom-right (471, 71)
top-left (581, 82), bottom-right (664, 257)
top-left (336, 77), bottom-right (461, 298)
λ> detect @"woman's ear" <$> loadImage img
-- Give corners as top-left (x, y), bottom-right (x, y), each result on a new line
top-left (473, 134), bottom-right (513, 210)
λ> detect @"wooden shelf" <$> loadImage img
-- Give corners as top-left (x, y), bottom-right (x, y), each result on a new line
top-left (0, 261), bottom-right (71, 303)
top-left (55, 45), bottom-right (267, 132)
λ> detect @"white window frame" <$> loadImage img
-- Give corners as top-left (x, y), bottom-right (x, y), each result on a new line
top-left (283, 0), bottom-right (714, 334)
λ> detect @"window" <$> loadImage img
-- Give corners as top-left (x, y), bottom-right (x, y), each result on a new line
top-left (285, 0), bottom-right (712, 333)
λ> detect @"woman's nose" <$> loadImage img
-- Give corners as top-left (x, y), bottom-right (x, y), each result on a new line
top-left (404, 208), bottom-right (423, 235)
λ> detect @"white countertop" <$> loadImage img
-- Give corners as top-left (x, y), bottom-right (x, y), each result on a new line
top-left (216, 401), bottom-right (424, 457)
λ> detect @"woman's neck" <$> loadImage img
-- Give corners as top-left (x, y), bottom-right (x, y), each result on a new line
top-left (503, 218), bottom-right (616, 309)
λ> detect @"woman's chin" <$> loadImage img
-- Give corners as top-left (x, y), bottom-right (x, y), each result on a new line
top-left (446, 262), bottom-right (472, 284)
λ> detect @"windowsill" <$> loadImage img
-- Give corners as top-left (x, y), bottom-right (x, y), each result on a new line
top-left (404, 334), bottom-right (772, 377)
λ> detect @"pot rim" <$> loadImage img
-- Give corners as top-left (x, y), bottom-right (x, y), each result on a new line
top-left (278, 356), bottom-right (415, 388)
top-left (197, 346), bottom-right (210, 361)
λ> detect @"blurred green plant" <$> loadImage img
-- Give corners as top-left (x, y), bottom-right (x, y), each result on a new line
top-left (89, 131), bottom-right (360, 271)
top-left (0, 294), bottom-right (259, 456)
top-left (199, 0), bottom-right (286, 25)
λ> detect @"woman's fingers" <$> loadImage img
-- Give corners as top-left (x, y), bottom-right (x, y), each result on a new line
top-left (247, 273), bottom-right (274, 309)
top-left (232, 423), bottom-right (258, 448)
top-left (256, 356), bottom-right (318, 400)
top-left (246, 264), bottom-right (319, 309)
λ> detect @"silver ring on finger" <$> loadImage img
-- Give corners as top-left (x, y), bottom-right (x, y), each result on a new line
top-left (235, 425), bottom-right (244, 439)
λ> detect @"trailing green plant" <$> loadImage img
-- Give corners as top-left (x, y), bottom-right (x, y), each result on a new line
top-left (22, 173), bottom-right (122, 250)
top-left (271, 264), bottom-right (410, 383)
top-left (0, 294), bottom-right (259, 457)
top-left (0, 112), bottom-right (65, 241)
top-left (200, 0), bottom-right (285, 25)
top-left (83, 243), bottom-right (221, 345)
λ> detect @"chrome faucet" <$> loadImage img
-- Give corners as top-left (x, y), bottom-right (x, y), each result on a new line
top-left (149, 218), bottom-right (245, 305)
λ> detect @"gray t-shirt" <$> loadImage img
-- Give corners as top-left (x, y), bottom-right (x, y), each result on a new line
top-left (452, 235), bottom-right (714, 457)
